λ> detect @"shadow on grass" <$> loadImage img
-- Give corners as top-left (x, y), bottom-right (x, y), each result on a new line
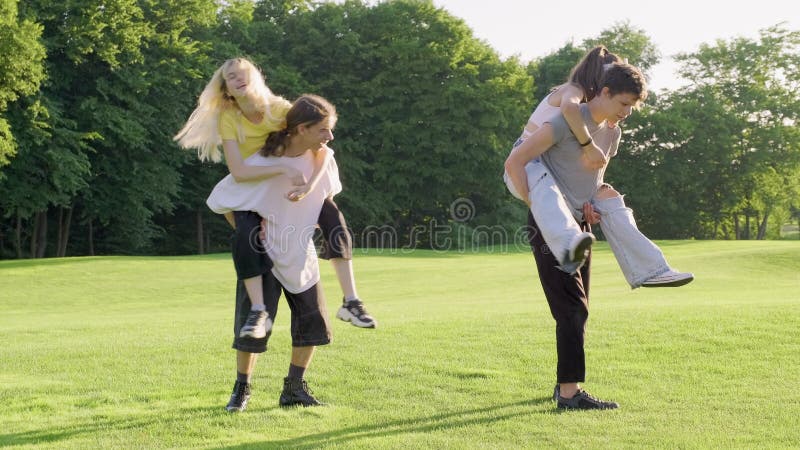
top-left (215, 397), bottom-right (553, 449)
top-left (0, 405), bottom-right (222, 447)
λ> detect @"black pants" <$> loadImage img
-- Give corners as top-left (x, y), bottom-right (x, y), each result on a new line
top-left (231, 211), bottom-right (272, 280)
top-left (232, 270), bottom-right (332, 353)
top-left (527, 211), bottom-right (591, 383)
top-left (317, 198), bottom-right (352, 260)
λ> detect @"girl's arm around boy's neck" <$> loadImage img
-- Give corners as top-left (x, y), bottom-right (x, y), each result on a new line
top-left (222, 139), bottom-right (299, 183)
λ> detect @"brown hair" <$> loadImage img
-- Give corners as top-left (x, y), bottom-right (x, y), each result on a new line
top-left (568, 46), bottom-right (623, 102)
top-left (599, 63), bottom-right (648, 103)
top-left (261, 94), bottom-right (337, 157)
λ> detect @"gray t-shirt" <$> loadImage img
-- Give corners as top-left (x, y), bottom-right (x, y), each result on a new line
top-left (540, 104), bottom-right (621, 216)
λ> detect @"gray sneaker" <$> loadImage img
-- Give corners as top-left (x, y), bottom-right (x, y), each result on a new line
top-left (336, 298), bottom-right (377, 328)
top-left (557, 389), bottom-right (619, 410)
top-left (642, 269), bottom-right (694, 288)
top-left (239, 310), bottom-right (272, 338)
top-left (560, 232), bottom-right (595, 274)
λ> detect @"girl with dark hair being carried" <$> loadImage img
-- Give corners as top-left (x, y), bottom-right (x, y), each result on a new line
top-left (504, 46), bottom-right (693, 288)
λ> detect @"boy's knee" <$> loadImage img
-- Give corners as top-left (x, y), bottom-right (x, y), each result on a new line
top-left (595, 184), bottom-right (620, 200)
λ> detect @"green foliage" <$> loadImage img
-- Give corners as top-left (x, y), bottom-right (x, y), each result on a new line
top-left (246, 0), bottom-right (532, 244)
top-left (0, 1), bottom-right (798, 256)
top-left (0, 0), bottom-right (46, 167)
top-left (582, 20), bottom-right (660, 72)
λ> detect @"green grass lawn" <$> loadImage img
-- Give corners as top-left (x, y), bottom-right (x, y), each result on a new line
top-left (1, 241), bottom-right (799, 449)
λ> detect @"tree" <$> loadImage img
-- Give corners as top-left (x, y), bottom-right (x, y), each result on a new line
top-left (670, 24), bottom-right (800, 239)
top-left (0, 0), bottom-right (45, 168)
top-left (249, 0), bottom-right (532, 247)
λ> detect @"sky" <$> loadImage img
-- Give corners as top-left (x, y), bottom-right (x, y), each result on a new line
top-left (430, 0), bottom-right (798, 91)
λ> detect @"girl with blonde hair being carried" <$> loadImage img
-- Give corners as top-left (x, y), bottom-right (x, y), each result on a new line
top-left (175, 59), bottom-right (374, 412)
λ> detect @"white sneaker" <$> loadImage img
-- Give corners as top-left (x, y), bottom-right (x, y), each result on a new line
top-left (641, 269), bottom-right (694, 288)
top-left (336, 298), bottom-right (377, 328)
top-left (239, 310), bottom-right (272, 338)
top-left (560, 231), bottom-right (595, 274)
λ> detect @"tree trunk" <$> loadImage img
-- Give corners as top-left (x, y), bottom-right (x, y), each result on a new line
top-left (744, 214), bottom-right (751, 240)
top-left (35, 210), bottom-right (48, 258)
top-left (733, 213), bottom-right (739, 240)
top-left (757, 211), bottom-right (769, 240)
top-left (30, 213), bottom-right (39, 257)
top-left (56, 208), bottom-right (63, 256)
top-left (88, 219), bottom-right (95, 256)
top-left (196, 210), bottom-right (205, 255)
top-left (15, 215), bottom-right (22, 259)
top-left (58, 207), bottom-right (72, 257)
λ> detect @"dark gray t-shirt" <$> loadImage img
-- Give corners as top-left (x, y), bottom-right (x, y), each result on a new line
top-left (540, 104), bottom-right (621, 216)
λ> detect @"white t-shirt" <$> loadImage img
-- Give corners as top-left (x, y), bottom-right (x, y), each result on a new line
top-left (206, 148), bottom-right (342, 293)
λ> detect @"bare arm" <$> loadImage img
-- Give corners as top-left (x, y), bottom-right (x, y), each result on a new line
top-left (560, 84), bottom-right (607, 170)
top-left (222, 139), bottom-right (299, 182)
top-left (504, 124), bottom-right (555, 206)
top-left (287, 145), bottom-right (332, 201)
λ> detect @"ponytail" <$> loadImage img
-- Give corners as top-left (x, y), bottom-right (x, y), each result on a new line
top-left (262, 128), bottom-right (291, 157)
top-left (568, 46), bottom-right (623, 102)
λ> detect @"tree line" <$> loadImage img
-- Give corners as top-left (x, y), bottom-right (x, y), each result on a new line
top-left (1, 0), bottom-right (798, 259)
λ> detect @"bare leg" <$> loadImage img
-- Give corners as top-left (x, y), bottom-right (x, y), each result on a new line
top-left (237, 350), bottom-right (258, 375)
top-left (243, 276), bottom-right (265, 308)
top-left (330, 258), bottom-right (357, 300)
top-left (291, 346), bottom-right (316, 368)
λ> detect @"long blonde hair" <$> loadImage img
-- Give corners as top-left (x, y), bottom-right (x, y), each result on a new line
top-left (174, 58), bottom-right (289, 162)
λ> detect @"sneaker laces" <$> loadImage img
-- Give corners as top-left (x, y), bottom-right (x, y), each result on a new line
top-left (347, 301), bottom-right (369, 318)
top-left (234, 381), bottom-right (249, 396)
top-left (578, 389), bottom-right (610, 405)
top-left (244, 311), bottom-right (264, 327)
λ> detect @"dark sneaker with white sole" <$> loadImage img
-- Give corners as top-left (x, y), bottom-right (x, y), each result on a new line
top-left (336, 298), bottom-right (377, 328)
top-left (557, 389), bottom-right (619, 410)
top-left (279, 377), bottom-right (323, 407)
top-left (641, 269), bottom-right (694, 288)
top-left (239, 310), bottom-right (272, 339)
top-left (226, 380), bottom-right (251, 412)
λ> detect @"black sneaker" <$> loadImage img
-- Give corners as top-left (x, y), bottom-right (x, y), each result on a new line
top-left (239, 310), bottom-right (272, 339)
top-left (225, 380), bottom-right (251, 412)
top-left (336, 298), bottom-right (377, 328)
top-left (552, 384), bottom-right (560, 401)
top-left (279, 377), bottom-right (323, 407)
top-left (557, 389), bottom-right (619, 410)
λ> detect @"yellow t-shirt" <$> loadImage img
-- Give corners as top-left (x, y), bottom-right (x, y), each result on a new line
top-left (218, 99), bottom-right (292, 159)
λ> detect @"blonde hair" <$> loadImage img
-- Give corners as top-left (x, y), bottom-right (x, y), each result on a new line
top-left (174, 58), bottom-right (290, 162)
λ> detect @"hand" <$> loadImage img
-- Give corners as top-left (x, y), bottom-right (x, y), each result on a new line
top-left (583, 202), bottom-right (600, 225)
top-left (580, 142), bottom-right (608, 171)
top-left (286, 184), bottom-right (312, 202)
top-left (259, 218), bottom-right (266, 241)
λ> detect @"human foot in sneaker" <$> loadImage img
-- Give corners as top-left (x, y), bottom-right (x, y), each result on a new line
top-left (225, 380), bottom-right (251, 412)
top-left (560, 231), bottom-right (595, 274)
top-left (239, 309), bottom-right (272, 338)
top-left (336, 298), bottom-right (377, 328)
top-left (641, 269), bottom-right (694, 288)
top-left (279, 377), bottom-right (323, 407)
top-left (557, 389), bottom-right (619, 410)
